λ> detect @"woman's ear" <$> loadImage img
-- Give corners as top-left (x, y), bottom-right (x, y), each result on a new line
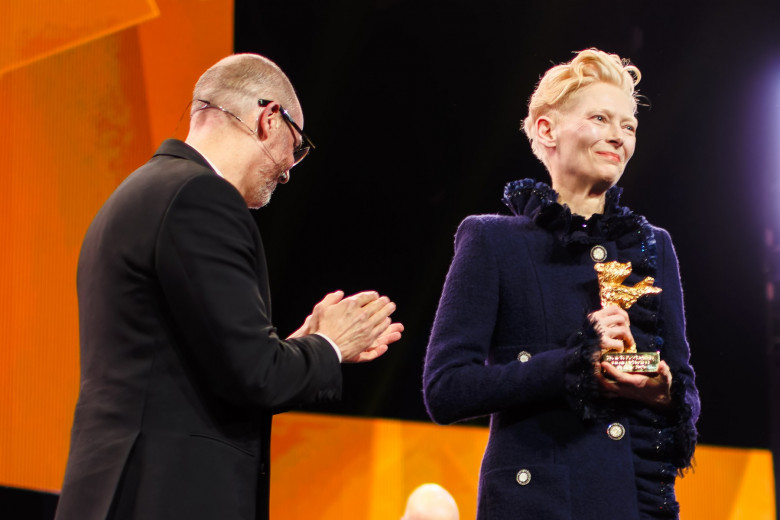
top-left (534, 115), bottom-right (556, 150)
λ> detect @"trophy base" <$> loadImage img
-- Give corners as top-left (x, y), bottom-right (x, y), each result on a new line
top-left (601, 351), bottom-right (660, 374)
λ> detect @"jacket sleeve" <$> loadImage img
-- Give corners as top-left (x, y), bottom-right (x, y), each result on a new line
top-left (654, 228), bottom-right (700, 469)
top-left (423, 216), bottom-right (601, 424)
top-left (154, 174), bottom-right (341, 412)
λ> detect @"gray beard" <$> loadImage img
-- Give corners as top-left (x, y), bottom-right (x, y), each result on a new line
top-left (244, 157), bottom-right (286, 209)
top-left (248, 173), bottom-right (279, 209)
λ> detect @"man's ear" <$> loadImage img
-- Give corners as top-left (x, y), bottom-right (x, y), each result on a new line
top-left (256, 102), bottom-right (282, 141)
top-left (534, 115), bottom-right (556, 150)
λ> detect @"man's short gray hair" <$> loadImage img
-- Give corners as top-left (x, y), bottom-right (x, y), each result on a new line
top-left (192, 53), bottom-right (300, 121)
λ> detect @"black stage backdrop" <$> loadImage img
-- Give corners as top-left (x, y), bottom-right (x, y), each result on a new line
top-left (235, 0), bottom-right (780, 450)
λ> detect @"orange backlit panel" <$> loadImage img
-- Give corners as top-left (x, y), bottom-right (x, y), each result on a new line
top-left (2, 0), bottom-right (160, 75)
top-left (0, 0), bottom-right (232, 492)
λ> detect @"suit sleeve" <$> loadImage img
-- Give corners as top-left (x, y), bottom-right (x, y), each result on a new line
top-left (154, 174), bottom-right (341, 411)
top-left (423, 216), bottom-right (600, 424)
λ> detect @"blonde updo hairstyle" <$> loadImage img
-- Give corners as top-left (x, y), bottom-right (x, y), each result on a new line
top-left (522, 49), bottom-right (641, 165)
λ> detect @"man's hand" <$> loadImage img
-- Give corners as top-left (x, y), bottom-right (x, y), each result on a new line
top-left (293, 290), bottom-right (402, 362)
top-left (286, 314), bottom-right (313, 339)
top-left (343, 321), bottom-right (405, 363)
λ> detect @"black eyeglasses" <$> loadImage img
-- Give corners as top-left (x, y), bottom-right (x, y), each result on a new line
top-left (194, 98), bottom-right (315, 166)
top-left (258, 99), bottom-right (315, 165)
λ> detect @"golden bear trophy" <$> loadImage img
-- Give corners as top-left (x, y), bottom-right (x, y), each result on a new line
top-left (594, 261), bottom-right (662, 374)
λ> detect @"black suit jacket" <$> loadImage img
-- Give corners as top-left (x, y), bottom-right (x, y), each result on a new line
top-left (55, 140), bottom-right (342, 520)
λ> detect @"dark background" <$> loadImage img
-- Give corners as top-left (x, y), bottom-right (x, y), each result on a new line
top-left (237, 0), bottom-right (780, 451)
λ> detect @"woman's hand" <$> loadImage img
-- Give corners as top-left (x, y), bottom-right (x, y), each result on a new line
top-left (589, 305), bottom-right (635, 353)
top-left (597, 360), bottom-right (673, 411)
top-left (589, 305), bottom-right (672, 410)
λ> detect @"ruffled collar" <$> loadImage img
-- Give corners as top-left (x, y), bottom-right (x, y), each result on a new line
top-left (502, 178), bottom-right (657, 273)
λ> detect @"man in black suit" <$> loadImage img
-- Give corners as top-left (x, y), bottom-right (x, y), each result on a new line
top-left (55, 53), bottom-right (403, 520)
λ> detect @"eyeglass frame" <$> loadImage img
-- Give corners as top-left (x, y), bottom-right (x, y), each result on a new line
top-left (194, 98), bottom-right (315, 166)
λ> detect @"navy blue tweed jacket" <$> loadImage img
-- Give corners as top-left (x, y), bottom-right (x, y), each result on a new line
top-left (423, 180), bottom-right (699, 520)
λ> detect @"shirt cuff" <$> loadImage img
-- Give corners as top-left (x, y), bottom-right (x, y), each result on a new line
top-left (314, 332), bottom-right (342, 363)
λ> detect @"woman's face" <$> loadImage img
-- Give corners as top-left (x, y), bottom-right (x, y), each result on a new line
top-left (548, 82), bottom-right (637, 191)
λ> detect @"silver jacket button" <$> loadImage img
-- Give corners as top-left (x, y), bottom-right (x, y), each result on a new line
top-left (590, 245), bottom-right (607, 263)
top-left (516, 469), bottom-right (531, 485)
top-left (607, 422), bottom-right (626, 440)
top-left (517, 351), bottom-right (532, 363)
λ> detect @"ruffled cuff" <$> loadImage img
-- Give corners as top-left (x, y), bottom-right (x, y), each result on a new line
top-left (637, 373), bottom-right (698, 473)
top-left (563, 320), bottom-right (613, 421)
top-left (667, 374), bottom-right (698, 471)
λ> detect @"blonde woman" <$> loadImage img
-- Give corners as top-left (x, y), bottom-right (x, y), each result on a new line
top-left (424, 49), bottom-right (699, 519)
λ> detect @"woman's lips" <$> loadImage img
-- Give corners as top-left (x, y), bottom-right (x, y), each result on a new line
top-left (596, 151), bottom-right (621, 162)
